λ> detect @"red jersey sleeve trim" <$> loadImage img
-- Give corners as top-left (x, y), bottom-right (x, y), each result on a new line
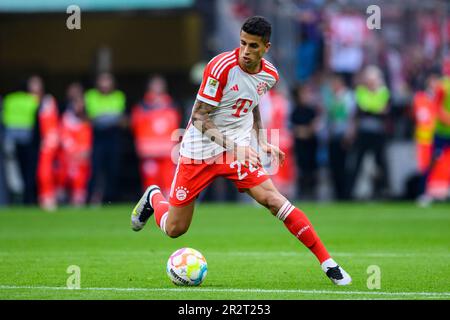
top-left (197, 51), bottom-right (237, 104)
top-left (263, 59), bottom-right (280, 82)
top-left (196, 93), bottom-right (220, 107)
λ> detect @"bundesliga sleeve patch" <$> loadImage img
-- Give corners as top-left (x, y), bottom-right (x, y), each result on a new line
top-left (203, 76), bottom-right (220, 98)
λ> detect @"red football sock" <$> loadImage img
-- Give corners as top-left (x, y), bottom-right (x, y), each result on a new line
top-left (149, 190), bottom-right (169, 232)
top-left (277, 202), bottom-right (330, 264)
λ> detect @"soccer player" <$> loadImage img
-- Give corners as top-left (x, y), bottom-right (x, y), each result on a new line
top-left (131, 16), bottom-right (351, 285)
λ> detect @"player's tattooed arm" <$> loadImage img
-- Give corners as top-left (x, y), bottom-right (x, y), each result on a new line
top-left (192, 100), bottom-right (261, 167)
top-left (191, 100), bottom-right (238, 152)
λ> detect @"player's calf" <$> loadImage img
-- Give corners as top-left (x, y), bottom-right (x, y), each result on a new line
top-left (165, 222), bottom-right (189, 238)
top-left (264, 191), bottom-right (288, 215)
top-left (163, 203), bottom-right (196, 238)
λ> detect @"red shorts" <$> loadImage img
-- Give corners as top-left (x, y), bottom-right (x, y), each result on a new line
top-left (169, 152), bottom-right (270, 207)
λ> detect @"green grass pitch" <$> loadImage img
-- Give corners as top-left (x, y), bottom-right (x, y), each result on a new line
top-left (0, 202), bottom-right (449, 300)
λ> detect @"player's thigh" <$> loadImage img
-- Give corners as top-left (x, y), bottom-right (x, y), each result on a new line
top-left (166, 201), bottom-right (196, 233)
top-left (245, 179), bottom-right (287, 215)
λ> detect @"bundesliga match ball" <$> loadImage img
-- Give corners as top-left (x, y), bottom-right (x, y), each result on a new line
top-left (166, 248), bottom-right (208, 286)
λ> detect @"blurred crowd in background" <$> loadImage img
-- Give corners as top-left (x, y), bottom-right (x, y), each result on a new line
top-left (0, 73), bottom-right (181, 210)
top-left (0, 0), bottom-right (450, 209)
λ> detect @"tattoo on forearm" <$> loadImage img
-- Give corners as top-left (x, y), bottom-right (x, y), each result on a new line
top-left (191, 100), bottom-right (215, 133)
top-left (191, 100), bottom-right (237, 151)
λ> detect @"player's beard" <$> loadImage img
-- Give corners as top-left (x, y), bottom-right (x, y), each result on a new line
top-left (241, 56), bottom-right (260, 72)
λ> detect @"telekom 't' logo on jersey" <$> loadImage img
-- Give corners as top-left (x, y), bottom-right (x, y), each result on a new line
top-left (231, 98), bottom-right (253, 118)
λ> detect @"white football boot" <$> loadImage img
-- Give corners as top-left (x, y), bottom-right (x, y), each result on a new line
top-left (321, 258), bottom-right (352, 286)
top-left (131, 185), bottom-right (160, 231)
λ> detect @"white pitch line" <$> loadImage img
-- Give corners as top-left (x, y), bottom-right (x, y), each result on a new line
top-left (0, 285), bottom-right (449, 298)
top-left (2, 251), bottom-right (446, 258)
top-left (219, 252), bottom-right (450, 258)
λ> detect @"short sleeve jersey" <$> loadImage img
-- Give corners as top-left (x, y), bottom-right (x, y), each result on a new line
top-left (180, 48), bottom-right (279, 160)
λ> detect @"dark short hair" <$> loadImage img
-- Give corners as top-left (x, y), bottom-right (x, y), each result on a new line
top-left (241, 16), bottom-right (272, 43)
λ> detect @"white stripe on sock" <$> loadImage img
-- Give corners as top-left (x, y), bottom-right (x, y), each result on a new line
top-left (281, 205), bottom-right (293, 221)
top-left (284, 205), bottom-right (295, 220)
top-left (275, 201), bottom-right (289, 220)
top-left (276, 201), bottom-right (291, 221)
top-left (160, 212), bottom-right (169, 234)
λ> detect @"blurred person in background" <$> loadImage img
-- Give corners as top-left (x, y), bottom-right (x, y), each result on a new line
top-left (2, 79), bottom-right (39, 204)
top-left (259, 85), bottom-right (296, 199)
top-left (350, 65), bottom-right (390, 199)
top-left (412, 72), bottom-right (439, 176)
top-left (290, 82), bottom-right (321, 200)
top-left (33, 76), bottom-right (60, 211)
top-left (294, 4), bottom-right (324, 84)
top-left (323, 74), bottom-right (356, 200)
top-left (418, 59), bottom-right (450, 206)
top-left (325, 6), bottom-right (367, 87)
top-left (57, 82), bottom-right (92, 207)
top-left (85, 72), bottom-right (126, 204)
top-left (130, 75), bottom-right (180, 196)
top-left (2, 76), bottom-right (53, 204)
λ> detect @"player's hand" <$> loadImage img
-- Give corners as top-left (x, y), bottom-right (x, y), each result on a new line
top-left (261, 143), bottom-right (285, 167)
top-left (234, 146), bottom-right (262, 168)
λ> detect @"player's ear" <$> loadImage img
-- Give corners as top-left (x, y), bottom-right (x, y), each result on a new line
top-left (265, 42), bottom-right (271, 53)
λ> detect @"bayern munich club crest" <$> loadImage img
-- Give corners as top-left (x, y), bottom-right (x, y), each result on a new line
top-left (175, 186), bottom-right (189, 201)
top-left (257, 82), bottom-right (269, 96)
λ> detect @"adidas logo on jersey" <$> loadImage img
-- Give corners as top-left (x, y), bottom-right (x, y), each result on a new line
top-left (230, 84), bottom-right (239, 91)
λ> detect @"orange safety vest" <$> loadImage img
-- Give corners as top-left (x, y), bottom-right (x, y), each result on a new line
top-left (60, 110), bottom-right (92, 156)
top-left (36, 95), bottom-right (60, 205)
top-left (131, 93), bottom-right (181, 158)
